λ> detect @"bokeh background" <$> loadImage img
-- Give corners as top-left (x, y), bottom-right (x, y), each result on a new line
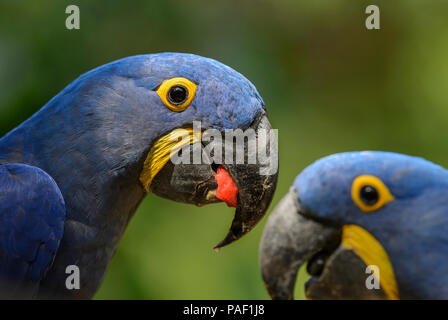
top-left (1, 0), bottom-right (448, 299)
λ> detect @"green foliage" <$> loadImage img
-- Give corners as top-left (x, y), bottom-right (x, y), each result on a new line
top-left (1, 0), bottom-right (448, 299)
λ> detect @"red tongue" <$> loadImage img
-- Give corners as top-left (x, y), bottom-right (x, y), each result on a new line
top-left (215, 166), bottom-right (238, 208)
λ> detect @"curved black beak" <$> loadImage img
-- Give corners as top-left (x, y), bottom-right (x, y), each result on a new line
top-left (214, 115), bottom-right (278, 249)
top-left (151, 114), bottom-right (278, 249)
top-left (259, 189), bottom-right (388, 300)
top-left (259, 189), bottom-right (339, 299)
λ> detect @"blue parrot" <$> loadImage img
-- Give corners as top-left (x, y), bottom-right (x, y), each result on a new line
top-left (0, 53), bottom-right (278, 299)
top-left (260, 151), bottom-right (448, 299)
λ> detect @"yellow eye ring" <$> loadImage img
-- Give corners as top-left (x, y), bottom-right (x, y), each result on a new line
top-left (351, 175), bottom-right (395, 213)
top-left (156, 77), bottom-right (197, 112)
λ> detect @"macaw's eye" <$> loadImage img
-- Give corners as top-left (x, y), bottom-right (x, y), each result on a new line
top-left (351, 175), bottom-right (395, 213)
top-left (156, 77), bottom-right (197, 112)
top-left (360, 185), bottom-right (379, 206)
top-left (167, 85), bottom-right (188, 105)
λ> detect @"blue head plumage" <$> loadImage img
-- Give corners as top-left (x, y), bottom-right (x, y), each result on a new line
top-left (294, 151), bottom-right (448, 223)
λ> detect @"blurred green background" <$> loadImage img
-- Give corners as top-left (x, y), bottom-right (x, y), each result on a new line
top-left (1, 0), bottom-right (448, 299)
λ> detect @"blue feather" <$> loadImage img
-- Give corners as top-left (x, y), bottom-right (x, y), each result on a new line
top-left (0, 164), bottom-right (65, 298)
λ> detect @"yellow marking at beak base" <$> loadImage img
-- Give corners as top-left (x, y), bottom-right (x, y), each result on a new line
top-left (341, 224), bottom-right (399, 300)
top-left (139, 128), bottom-right (201, 191)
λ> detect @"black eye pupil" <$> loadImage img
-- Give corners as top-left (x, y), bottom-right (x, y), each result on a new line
top-left (360, 185), bottom-right (379, 206)
top-left (167, 85), bottom-right (188, 105)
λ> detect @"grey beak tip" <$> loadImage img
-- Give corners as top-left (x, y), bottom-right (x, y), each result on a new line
top-left (213, 229), bottom-right (238, 249)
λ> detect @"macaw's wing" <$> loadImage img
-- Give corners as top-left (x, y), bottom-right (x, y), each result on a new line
top-left (0, 164), bottom-right (66, 299)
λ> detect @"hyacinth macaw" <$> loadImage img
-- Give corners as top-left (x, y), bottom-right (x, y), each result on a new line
top-left (0, 53), bottom-right (278, 299)
top-left (260, 151), bottom-right (448, 300)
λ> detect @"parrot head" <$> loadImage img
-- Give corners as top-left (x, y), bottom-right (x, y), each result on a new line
top-left (260, 151), bottom-right (448, 299)
top-left (42, 52), bottom-right (278, 249)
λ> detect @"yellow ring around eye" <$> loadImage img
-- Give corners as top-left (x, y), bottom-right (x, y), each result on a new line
top-left (156, 77), bottom-right (197, 112)
top-left (351, 175), bottom-right (395, 213)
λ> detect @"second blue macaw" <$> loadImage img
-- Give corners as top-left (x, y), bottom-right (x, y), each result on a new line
top-left (260, 151), bottom-right (448, 299)
top-left (0, 53), bottom-right (278, 299)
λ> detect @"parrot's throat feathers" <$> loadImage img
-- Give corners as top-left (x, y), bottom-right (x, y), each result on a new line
top-left (341, 224), bottom-right (399, 300)
top-left (140, 128), bottom-right (201, 191)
